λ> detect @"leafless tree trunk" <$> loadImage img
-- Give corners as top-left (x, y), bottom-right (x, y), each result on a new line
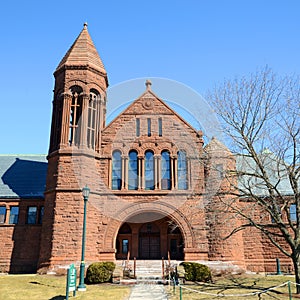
top-left (206, 67), bottom-right (300, 292)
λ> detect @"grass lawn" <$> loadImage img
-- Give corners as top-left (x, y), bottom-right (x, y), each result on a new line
top-left (0, 274), bottom-right (130, 300)
top-left (167, 274), bottom-right (298, 300)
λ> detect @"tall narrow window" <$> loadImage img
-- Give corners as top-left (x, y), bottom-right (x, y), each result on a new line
top-left (290, 204), bottom-right (297, 222)
top-left (147, 118), bottom-right (151, 137)
top-left (158, 118), bottom-right (162, 137)
top-left (122, 239), bottom-right (129, 254)
top-left (39, 206), bottom-right (44, 224)
top-left (177, 151), bottom-right (188, 190)
top-left (112, 150), bottom-right (122, 190)
top-left (69, 86), bottom-right (83, 146)
top-left (87, 90), bottom-right (98, 149)
top-left (136, 118), bottom-right (140, 137)
top-left (9, 206), bottom-right (19, 224)
top-left (0, 207), bottom-right (6, 224)
top-left (145, 150), bottom-right (155, 190)
top-left (27, 206), bottom-right (37, 224)
top-left (161, 150), bottom-right (171, 190)
top-left (128, 150), bottom-right (138, 190)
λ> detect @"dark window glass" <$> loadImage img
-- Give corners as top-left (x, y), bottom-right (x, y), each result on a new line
top-left (39, 206), bottom-right (44, 224)
top-left (170, 239), bottom-right (177, 253)
top-left (0, 207), bottom-right (6, 224)
top-left (145, 151), bottom-right (154, 190)
top-left (161, 151), bottom-right (171, 190)
top-left (27, 206), bottom-right (37, 224)
top-left (136, 118), bottom-right (140, 137)
top-left (9, 206), bottom-right (19, 224)
top-left (147, 118), bottom-right (151, 137)
top-left (122, 239), bottom-right (129, 254)
top-left (128, 150), bottom-right (138, 190)
top-left (112, 150), bottom-right (122, 190)
top-left (178, 151), bottom-right (188, 190)
top-left (158, 118), bottom-right (162, 137)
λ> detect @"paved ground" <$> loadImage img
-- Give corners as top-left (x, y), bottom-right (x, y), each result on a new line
top-left (128, 284), bottom-right (168, 300)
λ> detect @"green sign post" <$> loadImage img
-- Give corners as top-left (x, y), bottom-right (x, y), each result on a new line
top-left (66, 264), bottom-right (77, 300)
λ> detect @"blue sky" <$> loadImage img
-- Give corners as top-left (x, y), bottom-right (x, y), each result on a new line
top-left (1, 0), bottom-right (299, 153)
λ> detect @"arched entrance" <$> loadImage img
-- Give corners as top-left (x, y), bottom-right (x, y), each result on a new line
top-left (115, 214), bottom-right (184, 260)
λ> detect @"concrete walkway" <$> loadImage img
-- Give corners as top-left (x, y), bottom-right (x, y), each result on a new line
top-left (128, 284), bottom-right (168, 300)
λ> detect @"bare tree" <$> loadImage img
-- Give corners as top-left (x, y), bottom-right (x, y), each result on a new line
top-left (206, 67), bottom-right (300, 292)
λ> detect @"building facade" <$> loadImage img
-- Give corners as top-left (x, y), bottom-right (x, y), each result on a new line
top-left (0, 24), bottom-right (292, 274)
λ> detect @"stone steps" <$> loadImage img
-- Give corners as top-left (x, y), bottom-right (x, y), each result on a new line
top-left (117, 259), bottom-right (179, 284)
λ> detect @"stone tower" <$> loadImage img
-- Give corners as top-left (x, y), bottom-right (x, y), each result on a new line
top-left (38, 24), bottom-right (108, 271)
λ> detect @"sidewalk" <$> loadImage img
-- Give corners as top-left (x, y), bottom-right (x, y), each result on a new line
top-left (128, 284), bottom-right (168, 300)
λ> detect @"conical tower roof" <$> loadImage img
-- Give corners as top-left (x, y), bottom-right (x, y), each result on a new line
top-left (55, 23), bottom-right (107, 75)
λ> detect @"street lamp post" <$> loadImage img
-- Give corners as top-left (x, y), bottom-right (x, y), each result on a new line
top-left (77, 185), bottom-right (90, 291)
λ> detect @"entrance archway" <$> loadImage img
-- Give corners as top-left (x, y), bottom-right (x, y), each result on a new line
top-left (115, 214), bottom-right (184, 260)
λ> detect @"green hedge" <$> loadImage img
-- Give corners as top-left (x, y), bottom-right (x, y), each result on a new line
top-left (86, 262), bottom-right (116, 284)
top-left (180, 262), bottom-right (212, 282)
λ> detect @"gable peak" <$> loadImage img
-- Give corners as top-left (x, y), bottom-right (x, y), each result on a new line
top-left (145, 79), bottom-right (152, 91)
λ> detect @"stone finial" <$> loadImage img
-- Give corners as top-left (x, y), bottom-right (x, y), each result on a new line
top-left (83, 22), bottom-right (88, 29)
top-left (145, 79), bottom-right (152, 91)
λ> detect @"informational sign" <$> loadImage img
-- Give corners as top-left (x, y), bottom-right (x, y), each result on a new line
top-left (66, 264), bottom-right (77, 300)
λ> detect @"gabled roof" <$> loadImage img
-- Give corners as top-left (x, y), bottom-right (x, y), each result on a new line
top-left (55, 23), bottom-right (107, 75)
top-left (0, 155), bottom-right (47, 199)
top-left (236, 153), bottom-right (294, 196)
top-left (204, 136), bottom-right (231, 154)
top-left (104, 81), bottom-right (202, 137)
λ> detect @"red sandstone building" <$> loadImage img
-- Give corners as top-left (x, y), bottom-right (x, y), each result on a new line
top-left (0, 25), bottom-right (292, 274)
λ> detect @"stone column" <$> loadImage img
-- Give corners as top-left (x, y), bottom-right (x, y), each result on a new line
top-left (60, 93), bottom-right (72, 146)
top-left (79, 93), bottom-right (89, 148)
top-left (188, 158), bottom-right (192, 189)
top-left (157, 155), bottom-right (161, 190)
top-left (108, 158), bottom-right (112, 189)
top-left (121, 156), bottom-right (128, 190)
top-left (173, 156), bottom-right (178, 189)
top-left (139, 156), bottom-right (145, 190)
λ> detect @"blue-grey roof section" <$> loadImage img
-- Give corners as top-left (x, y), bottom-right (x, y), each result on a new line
top-left (236, 153), bottom-right (293, 196)
top-left (0, 155), bottom-right (47, 199)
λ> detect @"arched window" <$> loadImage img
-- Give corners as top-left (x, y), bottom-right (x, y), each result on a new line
top-left (87, 89), bottom-right (99, 149)
top-left (69, 86), bottom-right (83, 146)
top-left (145, 150), bottom-right (155, 190)
top-left (161, 150), bottom-right (171, 190)
top-left (177, 151), bottom-right (188, 190)
top-left (128, 150), bottom-right (138, 190)
top-left (112, 150), bottom-right (122, 190)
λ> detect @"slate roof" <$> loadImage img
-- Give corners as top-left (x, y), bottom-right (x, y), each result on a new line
top-left (0, 155), bottom-right (47, 199)
top-left (236, 153), bottom-right (293, 196)
top-left (56, 23), bottom-right (107, 75)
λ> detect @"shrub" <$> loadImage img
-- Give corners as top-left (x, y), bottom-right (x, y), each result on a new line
top-left (180, 262), bottom-right (212, 282)
top-left (86, 262), bottom-right (116, 284)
